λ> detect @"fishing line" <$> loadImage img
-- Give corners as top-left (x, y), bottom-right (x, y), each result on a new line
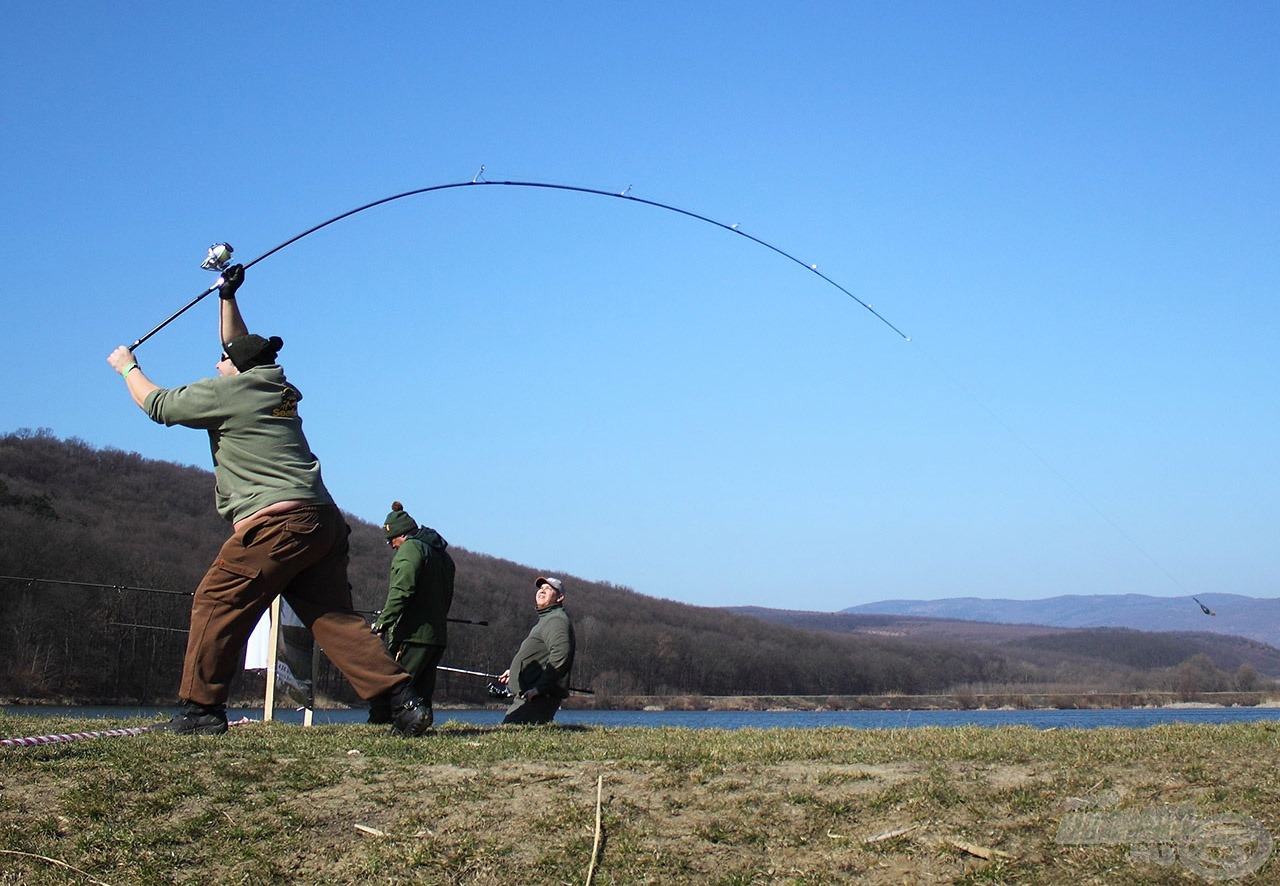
top-left (0, 575), bottom-right (192, 597)
top-left (0, 576), bottom-right (489, 627)
top-left (908, 345), bottom-right (1194, 595)
top-left (128, 171), bottom-right (912, 350)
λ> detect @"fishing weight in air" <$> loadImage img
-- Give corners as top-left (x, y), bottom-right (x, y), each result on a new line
top-left (128, 172), bottom-right (913, 351)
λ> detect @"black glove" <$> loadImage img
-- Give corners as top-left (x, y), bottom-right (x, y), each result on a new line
top-left (218, 264), bottom-right (245, 299)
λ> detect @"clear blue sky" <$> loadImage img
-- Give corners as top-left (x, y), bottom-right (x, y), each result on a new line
top-left (3, 3), bottom-right (1277, 609)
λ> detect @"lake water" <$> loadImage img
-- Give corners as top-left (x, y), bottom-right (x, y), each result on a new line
top-left (7, 705), bottom-right (1280, 731)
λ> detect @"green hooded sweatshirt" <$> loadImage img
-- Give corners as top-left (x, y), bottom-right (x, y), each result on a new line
top-left (143, 366), bottom-right (331, 523)
top-left (375, 527), bottom-right (455, 648)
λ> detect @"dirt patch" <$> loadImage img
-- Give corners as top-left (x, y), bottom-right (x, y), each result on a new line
top-left (220, 756), bottom-right (1251, 884)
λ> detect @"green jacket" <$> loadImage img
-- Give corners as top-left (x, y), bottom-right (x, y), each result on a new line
top-left (508, 604), bottom-right (575, 698)
top-left (374, 527), bottom-right (455, 648)
top-left (143, 365), bottom-right (332, 523)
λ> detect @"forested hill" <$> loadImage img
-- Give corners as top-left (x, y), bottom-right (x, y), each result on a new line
top-left (3, 429), bottom-right (1277, 708)
top-left (730, 607), bottom-right (1280, 684)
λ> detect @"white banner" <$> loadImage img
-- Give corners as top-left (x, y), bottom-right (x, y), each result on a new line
top-left (245, 608), bottom-right (271, 670)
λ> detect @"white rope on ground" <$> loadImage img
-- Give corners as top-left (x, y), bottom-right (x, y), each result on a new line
top-left (2, 716), bottom-right (254, 749)
top-left (0, 726), bottom-right (156, 748)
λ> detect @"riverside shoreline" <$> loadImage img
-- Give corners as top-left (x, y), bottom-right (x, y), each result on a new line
top-left (6, 689), bottom-right (1278, 712)
top-left (573, 689), bottom-right (1280, 712)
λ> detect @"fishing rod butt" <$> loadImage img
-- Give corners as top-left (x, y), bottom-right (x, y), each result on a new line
top-left (128, 282), bottom-right (221, 353)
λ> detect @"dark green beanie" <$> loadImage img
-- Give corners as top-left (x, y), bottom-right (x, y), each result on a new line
top-left (383, 501), bottom-right (418, 540)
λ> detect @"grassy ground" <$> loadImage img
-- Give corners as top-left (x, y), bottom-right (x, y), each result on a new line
top-left (3, 713), bottom-right (1279, 884)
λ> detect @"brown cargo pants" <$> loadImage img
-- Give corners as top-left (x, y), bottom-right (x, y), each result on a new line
top-left (180, 502), bottom-right (409, 706)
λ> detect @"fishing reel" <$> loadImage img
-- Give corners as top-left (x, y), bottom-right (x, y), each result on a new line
top-left (200, 242), bottom-right (235, 271)
top-left (487, 682), bottom-right (513, 700)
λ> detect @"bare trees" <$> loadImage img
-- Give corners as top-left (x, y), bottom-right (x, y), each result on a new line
top-left (3, 430), bottom-right (1273, 706)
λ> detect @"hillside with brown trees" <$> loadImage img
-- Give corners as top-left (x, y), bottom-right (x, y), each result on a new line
top-left (3, 429), bottom-right (1276, 709)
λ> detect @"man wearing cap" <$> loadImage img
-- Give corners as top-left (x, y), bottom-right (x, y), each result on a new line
top-left (106, 265), bottom-right (431, 738)
top-left (497, 576), bottom-right (576, 724)
top-left (368, 501), bottom-right (455, 726)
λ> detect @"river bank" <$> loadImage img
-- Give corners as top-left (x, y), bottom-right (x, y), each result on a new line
top-left (7, 689), bottom-right (1277, 713)
top-left (8, 704), bottom-right (1280, 733)
top-left (578, 689), bottom-right (1280, 712)
top-left (3, 713), bottom-right (1278, 884)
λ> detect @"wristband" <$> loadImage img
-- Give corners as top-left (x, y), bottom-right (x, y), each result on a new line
top-left (122, 363), bottom-right (139, 379)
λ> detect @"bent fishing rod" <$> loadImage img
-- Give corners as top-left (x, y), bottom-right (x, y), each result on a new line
top-left (128, 170), bottom-right (912, 351)
top-left (438, 664), bottom-right (595, 695)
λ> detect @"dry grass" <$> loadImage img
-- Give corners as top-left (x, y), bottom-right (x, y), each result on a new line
top-left (3, 713), bottom-right (1279, 884)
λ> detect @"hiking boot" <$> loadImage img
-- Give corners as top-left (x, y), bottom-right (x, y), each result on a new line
top-left (386, 684), bottom-right (433, 737)
top-left (161, 701), bottom-right (229, 735)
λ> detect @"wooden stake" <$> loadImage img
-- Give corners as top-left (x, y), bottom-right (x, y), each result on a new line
top-left (263, 596), bottom-right (281, 722)
top-left (586, 775), bottom-right (604, 886)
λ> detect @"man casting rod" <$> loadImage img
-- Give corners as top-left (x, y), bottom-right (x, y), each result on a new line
top-left (128, 173), bottom-right (912, 350)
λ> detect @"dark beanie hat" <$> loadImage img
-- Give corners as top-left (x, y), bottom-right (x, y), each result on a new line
top-left (223, 334), bottom-right (283, 371)
top-left (383, 501), bottom-right (418, 540)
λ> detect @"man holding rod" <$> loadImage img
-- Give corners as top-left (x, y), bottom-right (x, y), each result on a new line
top-left (497, 576), bottom-right (576, 724)
top-left (106, 265), bottom-right (430, 737)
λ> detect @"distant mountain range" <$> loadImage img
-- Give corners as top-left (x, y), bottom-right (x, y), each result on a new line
top-left (844, 593), bottom-right (1280, 646)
